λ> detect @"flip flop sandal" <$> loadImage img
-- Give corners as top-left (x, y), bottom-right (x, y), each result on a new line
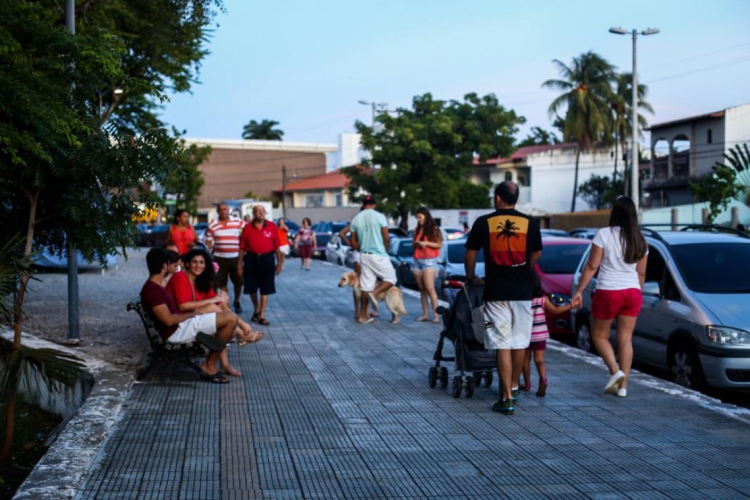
top-left (251, 313), bottom-right (261, 323)
top-left (238, 331), bottom-right (263, 346)
top-left (257, 318), bottom-right (270, 326)
top-left (199, 371), bottom-right (229, 384)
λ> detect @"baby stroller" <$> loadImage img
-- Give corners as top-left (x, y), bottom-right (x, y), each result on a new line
top-left (429, 283), bottom-right (496, 398)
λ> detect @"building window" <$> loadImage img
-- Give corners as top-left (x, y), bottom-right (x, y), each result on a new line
top-left (335, 193), bottom-right (343, 207)
top-left (304, 193), bottom-right (324, 208)
top-left (504, 171), bottom-right (512, 181)
top-left (517, 176), bottom-right (527, 187)
top-left (707, 129), bottom-right (713, 144)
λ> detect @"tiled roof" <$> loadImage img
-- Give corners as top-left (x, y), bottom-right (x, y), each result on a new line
top-left (475, 143), bottom-right (577, 165)
top-left (275, 168), bottom-right (352, 192)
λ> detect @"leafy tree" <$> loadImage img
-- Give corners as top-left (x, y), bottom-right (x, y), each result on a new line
top-left (690, 143), bottom-right (750, 222)
top-left (543, 51), bottom-right (616, 212)
top-left (610, 73), bottom-right (653, 189)
top-left (517, 126), bottom-right (560, 148)
top-left (578, 173), bottom-right (625, 210)
top-left (242, 119), bottom-right (284, 140)
top-left (455, 181), bottom-right (492, 209)
top-left (0, 0), bottom-right (185, 469)
top-left (343, 93), bottom-right (524, 229)
top-left (161, 132), bottom-right (210, 214)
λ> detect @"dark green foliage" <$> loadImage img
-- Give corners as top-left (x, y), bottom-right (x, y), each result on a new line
top-left (578, 173), bottom-right (625, 210)
top-left (691, 144), bottom-right (750, 222)
top-left (455, 181), bottom-right (492, 209)
top-left (517, 127), bottom-right (560, 148)
top-left (343, 92), bottom-right (523, 227)
top-left (161, 132), bottom-right (211, 214)
top-left (242, 120), bottom-right (284, 140)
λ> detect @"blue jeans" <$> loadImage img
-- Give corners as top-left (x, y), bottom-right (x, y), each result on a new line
top-left (411, 258), bottom-right (438, 272)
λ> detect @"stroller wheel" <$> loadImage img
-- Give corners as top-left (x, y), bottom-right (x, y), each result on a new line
top-left (466, 376), bottom-right (475, 398)
top-left (451, 375), bottom-right (462, 398)
top-left (484, 371), bottom-right (493, 387)
top-left (439, 367), bottom-right (449, 388)
top-left (428, 367), bottom-right (437, 388)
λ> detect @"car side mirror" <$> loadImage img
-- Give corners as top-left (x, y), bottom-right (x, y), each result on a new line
top-left (642, 281), bottom-right (660, 297)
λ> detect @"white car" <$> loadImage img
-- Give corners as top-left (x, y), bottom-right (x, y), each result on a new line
top-left (325, 234), bottom-right (351, 266)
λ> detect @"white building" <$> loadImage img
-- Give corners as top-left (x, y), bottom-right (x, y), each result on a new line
top-left (645, 103), bottom-right (750, 208)
top-left (474, 143), bottom-right (620, 214)
top-left (326, 133), bottom-right (369, 172)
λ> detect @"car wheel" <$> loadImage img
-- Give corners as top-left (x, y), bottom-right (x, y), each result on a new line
top-left (576, 319), bottom-right (595, 353)
top-left (669, 341), bottom-right (705, 390)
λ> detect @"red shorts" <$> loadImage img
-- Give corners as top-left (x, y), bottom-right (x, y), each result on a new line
top-left (591, 289), bottom-right (642, 320)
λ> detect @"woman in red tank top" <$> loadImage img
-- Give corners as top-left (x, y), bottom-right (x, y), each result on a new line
top-left (168, 209), bottom-right (198, 255)
top-left (412, 207), bottom-right (443, 323)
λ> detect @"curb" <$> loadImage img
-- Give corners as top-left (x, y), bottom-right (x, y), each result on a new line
top-left (4, 332), bottom-right (134, 500)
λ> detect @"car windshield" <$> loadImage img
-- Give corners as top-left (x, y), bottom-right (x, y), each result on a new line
top-left (670, 242), bottom-right (750, 293)
top-left (538, 244), bottom-right (588, 274)
top-left (448, 244), bottom-right (484, 263)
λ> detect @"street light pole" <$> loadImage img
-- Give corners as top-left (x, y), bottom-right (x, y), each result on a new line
top-left (358, 99), bottom-right (388, 176)
top-left (609, 26), bottom-right (659, 212)
top-left (65, 0), bottom-right (80, 341)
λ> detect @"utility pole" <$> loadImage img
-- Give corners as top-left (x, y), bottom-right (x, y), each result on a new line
top-left (65, 0), bottom-right (80, 340)
top-left (281, 164), bottom-right (287, 220)
top-left (609, 26), bottom-right (660, 212)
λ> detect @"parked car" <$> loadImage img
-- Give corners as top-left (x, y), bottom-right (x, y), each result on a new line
top-left (442, 227), bottom-right (466, 241)
top-left (325, 234), bottom-right (351, 266)
top-left (438, 239), bottom-right (484, 297)
top-left (534, 236), bottom-right (590, 335)
top-left (569, 227), bottom-right (598, 239)
top-left (388, 237), bottom-right (416, 288)
top-left (34, 247), bottom-right (118, 271)
top-left (313, 221), bottom-right (348, 259)
top-left (541, 228), bottom-right (569, 237)
top-left (194, 222), bottom-right (209, 243)
top-left (571, 227), bottom-right (750, 391)
top-left (137, 224), bottom-right (170, 247)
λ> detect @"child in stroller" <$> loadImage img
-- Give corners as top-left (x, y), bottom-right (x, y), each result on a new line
top-left (429, 283), bottom-right (496, 398)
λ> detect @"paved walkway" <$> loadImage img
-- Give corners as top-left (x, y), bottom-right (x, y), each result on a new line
top-left (74, 261), bottom-right (750, 499)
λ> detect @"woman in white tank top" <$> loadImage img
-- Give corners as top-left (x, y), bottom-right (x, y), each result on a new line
top-left (572, 196), bottom-right (648, 398)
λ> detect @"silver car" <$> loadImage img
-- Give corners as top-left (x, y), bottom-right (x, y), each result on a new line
top-left (572, 228), bottom-right (750, 391)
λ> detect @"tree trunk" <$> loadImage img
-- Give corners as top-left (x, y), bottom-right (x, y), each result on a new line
top-left (571, 147), bottom-right (581, 212)
top-left (613, 135), bottom-right (619, 177)
top-left (1, 192), bottom-right (38, 468)
top-left (398, 204), bottom-right (409, 232)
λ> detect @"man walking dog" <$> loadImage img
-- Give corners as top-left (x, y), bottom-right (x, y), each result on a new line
top-left (350, 195), bottom-right (397, 324)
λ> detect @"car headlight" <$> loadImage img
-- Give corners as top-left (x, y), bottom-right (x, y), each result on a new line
top-left (706, 326), bottom-right (750, 347)
top-left (549, 293), bottom-right (571, 306)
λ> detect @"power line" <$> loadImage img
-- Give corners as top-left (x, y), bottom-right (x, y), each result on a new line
top-left (643, 41), bottom-right (750, 72)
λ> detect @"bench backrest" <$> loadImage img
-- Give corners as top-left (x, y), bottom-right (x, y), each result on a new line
top-left (127, 299), bottom-right (194, 354)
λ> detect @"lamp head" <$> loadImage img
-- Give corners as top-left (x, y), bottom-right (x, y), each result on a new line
top-left (358, 99), bottom-right (370, 105)
top-left (642, 28), bottom-right (660, 35)
top-left (609, 27), bottom-right (628, 35)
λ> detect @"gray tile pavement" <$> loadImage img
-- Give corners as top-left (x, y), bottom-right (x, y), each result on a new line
top-left (74, 261), bottom-right (750, 499)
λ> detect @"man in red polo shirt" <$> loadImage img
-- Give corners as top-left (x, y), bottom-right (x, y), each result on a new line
top-left (237, 205), bottom-right (284, 326)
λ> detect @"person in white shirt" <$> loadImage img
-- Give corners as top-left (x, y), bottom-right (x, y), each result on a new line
top-left (571, 196), bottom-right (648, 398)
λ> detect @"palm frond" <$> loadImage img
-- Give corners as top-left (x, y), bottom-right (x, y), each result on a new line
top-left (0, 344), bottom-right (86, 398)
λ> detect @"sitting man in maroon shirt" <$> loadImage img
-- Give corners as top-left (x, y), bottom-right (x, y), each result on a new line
top-left (141, 247), bottom-right (238, 383)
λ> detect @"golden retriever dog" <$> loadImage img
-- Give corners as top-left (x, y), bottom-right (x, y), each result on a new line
top-left (338, 271), bottom-right (407, 324)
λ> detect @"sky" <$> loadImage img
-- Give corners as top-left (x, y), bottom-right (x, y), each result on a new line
top-left (161, 0), bottom-right (750, 146)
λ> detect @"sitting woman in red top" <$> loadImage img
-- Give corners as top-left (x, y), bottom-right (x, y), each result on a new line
top-left (167, 248), bottom-right (262, 376)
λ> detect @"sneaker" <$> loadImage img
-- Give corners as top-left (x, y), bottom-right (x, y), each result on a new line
top-left (604, 370), bottom-right (625, 394)
top-left (234, 301), bottom-right (242, 313)
top-left (616, 388), bottom-right (627, 398)
top-left (511, 387), bottom-right (520, 401)
top-left (536, 378), bottom-right (547, 397)
top-left (491, 399), bottom-right (515, 415)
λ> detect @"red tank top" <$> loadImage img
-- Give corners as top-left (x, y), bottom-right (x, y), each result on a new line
top-left (170, 225), bottom-right (196, 255)
top-left (413, 228), bottom-right (441, 259)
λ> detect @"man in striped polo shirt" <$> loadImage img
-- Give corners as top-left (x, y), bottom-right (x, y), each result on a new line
top-left (207, 202), bottom-right (245, 313)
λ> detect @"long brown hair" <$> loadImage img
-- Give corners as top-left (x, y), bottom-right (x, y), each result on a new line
top-left (414, 207), bottom-right (441, 242)
top-left (608, 196), bottom-right (646, 264)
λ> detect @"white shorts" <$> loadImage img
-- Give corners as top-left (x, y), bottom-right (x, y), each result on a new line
top-left (359, 253), bottom-right (397, 292)
top-left (166, 313), bottom-right (217, 344)
top-left (279, 244), bottom-right (290, 256)
top-left (350, 250), bottom-right (361, 264)
top-left (483, 301), bottom-right (532, 350)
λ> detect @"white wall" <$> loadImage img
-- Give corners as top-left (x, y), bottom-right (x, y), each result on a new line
top-left (327, 133), bottom-right (370, 172)
top-left (502, 147), bottom-right (617, 214)
top-left (725, 104), bottom-right (750, 157)
top-left (641, 201), bottom-right (750, 226)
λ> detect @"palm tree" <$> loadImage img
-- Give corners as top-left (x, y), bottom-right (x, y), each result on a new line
top-left (496, 218), bottom-right (520, 264)
top-left (242, 119), bottom-right (284, 141)
top-left (610, 73), bottom-right (653, 191)
top-left (543, 51), bottom-right (616, 211)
